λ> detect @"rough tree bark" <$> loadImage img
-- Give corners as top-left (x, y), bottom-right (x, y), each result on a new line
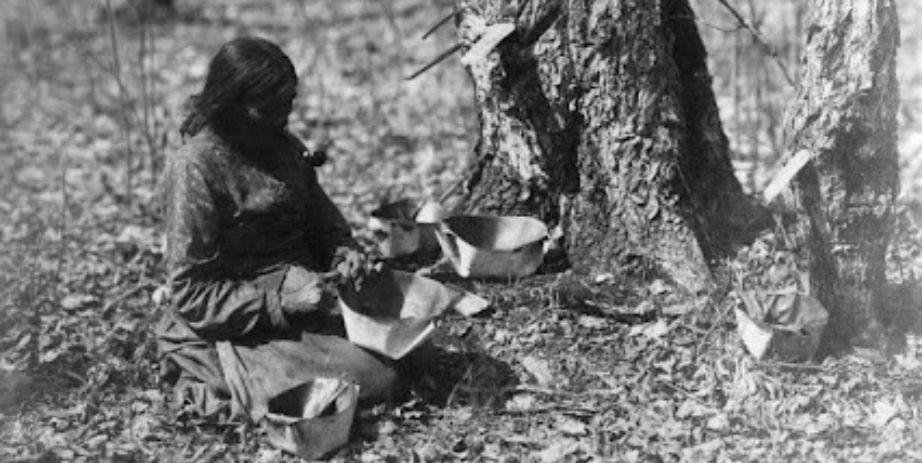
top-left (784, 0), bottom-right (900, 351)
top-left (455, 0), bottom-right (759, 291)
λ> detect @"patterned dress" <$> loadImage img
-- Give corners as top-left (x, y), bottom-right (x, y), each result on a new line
top-left (156, 127), bottom-right (396, 422)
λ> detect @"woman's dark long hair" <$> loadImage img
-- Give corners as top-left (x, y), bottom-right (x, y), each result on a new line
top-left (180, 37), bottom-right (297, 139)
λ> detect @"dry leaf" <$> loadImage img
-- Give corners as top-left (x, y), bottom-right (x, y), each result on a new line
top-left (506, 393), bottom-right (537, 412)
top-left (648, 279), bottom-right (670, 295)
top-left (445, 284), bottom-right (490, 317)
top-left (594, 273), bottom-right (615, 283)
top-left (869, 400), bottom-right (899, 428)
top-left (629, 319), bottom-right (670, 339)
top-left (556, 417), bottom-right (588, 436)
top-left (60, 294), bottom-right (97, 311)
top-left (706, 413), bottom-right (730, 431)
top-left (662, 303), bottom-right (691, 317)
top-left (577, 315), bottom-right (607, 329)
top-left (535, 439), bottom-right (582, 463)
top-left (255, 448), bottom-right (283, 463)
top-left (521, 356), bottom-right (555, 386)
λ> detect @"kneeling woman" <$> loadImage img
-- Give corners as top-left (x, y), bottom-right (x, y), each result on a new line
top-left (157, 37), bottom-right (396, 422)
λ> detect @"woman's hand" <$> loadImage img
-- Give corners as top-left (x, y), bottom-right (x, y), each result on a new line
top-left (330, 246), bottom-right (382, 289)
top-left (279, 266), bottom-right (332, 315)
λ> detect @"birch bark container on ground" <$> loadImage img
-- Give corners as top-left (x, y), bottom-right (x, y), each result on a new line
top-left (435, 215), bottom-right (548, 278)
top-left (338, 270), bottom-right (452, 359)
top-left (264, 377), bottom-right (359, 460)
top-left (368, 199), bottom-right (445, 258)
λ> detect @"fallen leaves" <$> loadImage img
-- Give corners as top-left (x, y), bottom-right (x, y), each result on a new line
top-left (576, 315), bottom-right (607, 330)
top-left (60, 294), bottom-right (98, 312)
top-left (705, 413), bottom-right (730, 431)
top-left (535, 438), bottom-right (585, 463)
top-left (555, 416), bottom-right (588, 436)
top-left (869, 399), bottom-right (900, 428)
top-left (0, 2), bottom-right (921, 463)
top-left (520, 355), bottom-right (555, 387)
top-left (505, 392), bottom-right (537, 412)
top-left (735, 291), bottom-right (828, 362)
top-left (628, 318), bottom-right (671, 340)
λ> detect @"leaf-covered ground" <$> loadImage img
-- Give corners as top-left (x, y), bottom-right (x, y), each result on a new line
top-left (2, 1), bottom-right (922, 462)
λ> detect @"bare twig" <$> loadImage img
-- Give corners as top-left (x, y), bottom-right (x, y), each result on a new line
top-left (732, 17), bottom-right (742, 155)
top-left (317, 60), bottom-right (330, 148)
top-left (694, 296), bottom-right (733, 358)
top-left (406, 43), bottom-right (463, 81)
top-left (102, 282), bottom-right (156, 315)
top-left (437, 169), bottom-right (468, 204)
top-left (422, 10), bottom-right (457, 40)
top-left (137, 14), bottom-right (160, 186)
top-left (445, 361), bottom-right (478, 408)
top-left (26, 260), bottom-right (40, 368)
top-left (104, 0), bottom-right (137, 200)
top-left (714, 0), bottom-right (795, 88)
top-left (62, 369), bottom-right (88, 387)
top-left (296, 0), bottom-right (332, 150)
top-left (376, 0), bottom-right (406, 61)
top-left (56, 129), bottom-right (68, 280)
top-left (364, 43), bottom-right (381, 157)
top-left (754, 360), bottom-right (830, 372)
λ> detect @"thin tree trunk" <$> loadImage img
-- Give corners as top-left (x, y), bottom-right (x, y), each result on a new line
top-left (456, 0), bottom-right (759, 292)
top-left (785, 0), bottom-right (900, 351)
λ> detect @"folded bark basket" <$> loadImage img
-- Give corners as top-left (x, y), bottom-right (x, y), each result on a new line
top-left (435, 215), bottom-right (549, 278)
top-left (735, 291), bottom-right (829, 362)
top-left (338, 270), bottom-right (453, 359)
top-left (264, 377), bottom-right (359, 460)
top-left (368, 199), bottom-right (445, 258)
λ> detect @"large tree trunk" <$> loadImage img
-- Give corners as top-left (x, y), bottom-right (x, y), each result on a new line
top-left (455, 0), bottom-right (758, 291)
top-left (784, 0), bottom-right (900, 351)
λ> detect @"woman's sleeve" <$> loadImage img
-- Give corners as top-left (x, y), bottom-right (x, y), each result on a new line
top-left (164, 153), bottom-right (290, 340)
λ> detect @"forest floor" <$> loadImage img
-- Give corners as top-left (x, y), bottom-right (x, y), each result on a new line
top-left (1, 0), bottom-right (922, 462)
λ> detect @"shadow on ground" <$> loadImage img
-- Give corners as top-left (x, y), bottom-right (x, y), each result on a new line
top-left (398, 341), bottom-right (518, 410)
